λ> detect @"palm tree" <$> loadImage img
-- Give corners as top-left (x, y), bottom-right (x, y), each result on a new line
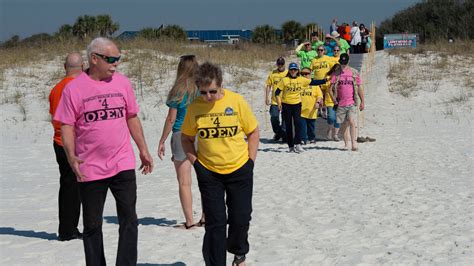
top-left (252, 25), bottom-right (278, 44)
top-left (72, 16), bottom-right (87, 39)
top-left (56, 24), bottom-right (74, 41)
top-left (96, 15), bottom-right (119, 37)
top-left (83, 15), bottom-right (97, 38)
top-left (281, 20), bottom-right (304, 45)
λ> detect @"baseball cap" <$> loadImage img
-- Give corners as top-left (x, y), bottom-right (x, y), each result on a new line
top-left (311, 31), bottom-right (318, 37)
top-left (288, 62), bottom-right (299, 70)
top-left (276, 57), bottom-right (285, 65)
top-left (339, 53), bottom-right (349, 65)
top-left (331, 31), bottom-right (340, 38)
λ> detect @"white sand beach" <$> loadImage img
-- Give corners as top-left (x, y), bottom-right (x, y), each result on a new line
top-left (1, 50), bottom-right (473, 265)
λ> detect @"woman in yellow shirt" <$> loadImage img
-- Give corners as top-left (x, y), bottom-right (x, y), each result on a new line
top-left (276, 62), bottom-right (327, 153)
top-left (181, 62), bottom-right (259, 266)
top-left (300, 68), bottom-right (323, 144)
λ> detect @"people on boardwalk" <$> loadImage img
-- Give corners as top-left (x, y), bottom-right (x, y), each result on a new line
top-left (311, 31), bottom-right (324, 51)
top-left (299, 68), bottom-right (323, 144)
top-left (181, 62), bottom-right (260, 266)
top-left (276, 62), bottom-right (327, 153)
top-left (331, 30), bottom-right (351, 54)
top-left (54, 37), bottom-right (153, 265)
top-left (329, 53), bottom-right (365, 151)
top-left (350, 21), bottom-right (362, 53)
top-left (295, 41), bottom-right (317, 69)
top-left (323, 34), bottom-right (339, 57)
top-left (332, 45), bottom-right (341, 61)
top-left (49, 52), bottom-right (84, 242)
top-left (265, 57), bottom-right (288, 142)
top-left (310, 45), bottom-right (339, 141)
top-left (359, 24), bottom-right (370, 53)
top-left (157, 54), bottom-right (204, 229)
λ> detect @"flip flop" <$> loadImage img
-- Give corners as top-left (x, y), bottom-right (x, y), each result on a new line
top-left (232, 255), bottom-right (246, 266)
top-left (195, 219), bottom-right (206, 227)
top-left (174, 222), bottom-right (196, 230)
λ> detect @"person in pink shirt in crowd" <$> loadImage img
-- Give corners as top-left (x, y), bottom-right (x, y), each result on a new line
top-left (54, 37), bottom-right (153, 266)
top-left (329, 53), bottom-right (365, 151)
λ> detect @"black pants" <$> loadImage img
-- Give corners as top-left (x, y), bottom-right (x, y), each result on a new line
top-left (79, 170), bottom-right (138, 266)
top-left (53, 142), bottom-right (81, 237)
top-left (282, 103), bottom-right (302, 148)
top-left (194, 159), bottom-right (254, 266)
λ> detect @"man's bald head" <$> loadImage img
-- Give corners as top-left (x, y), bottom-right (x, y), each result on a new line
top-left (65, 52), bottom-right (83, 69)
top-left (64, 52), bottom-right (84, 76)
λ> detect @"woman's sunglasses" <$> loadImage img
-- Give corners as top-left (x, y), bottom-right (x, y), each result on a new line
top-left (200, 90), bottom-right (218, 95)
top-left (94, 53), bottom-right (121, 64)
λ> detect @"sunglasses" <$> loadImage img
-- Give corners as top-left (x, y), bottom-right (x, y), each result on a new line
top-left (200, 90), bottom-right (218, 95)
top-left (317, 49), bottom-right (324, 52)
top-left (180, 54), bottom-right (196, 60)
top-left (301, 72), bottom-right (311, 75)
top-left (94, 53), bottom-right (121, 64)
top-left (334, 50), bottom-right (340, 52)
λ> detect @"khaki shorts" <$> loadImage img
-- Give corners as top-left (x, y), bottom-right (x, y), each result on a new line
top-left (171, 131), bottom-right (187, 161)
top-left (336, 104), bottom-right (357, 124)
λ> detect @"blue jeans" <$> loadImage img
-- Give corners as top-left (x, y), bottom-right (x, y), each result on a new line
top-left (269, 105), bottom-right (286, 138)
top-left (300, 117), bottom-right (316, 142)
top-left (327, 106), bottom-right (340, 128)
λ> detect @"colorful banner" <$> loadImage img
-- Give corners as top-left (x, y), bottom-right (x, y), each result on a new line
top-left (383, 34), bottom-right (417, 49)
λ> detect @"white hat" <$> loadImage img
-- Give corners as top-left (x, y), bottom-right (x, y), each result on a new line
top-left (331, 31), bottom-right (340, 38)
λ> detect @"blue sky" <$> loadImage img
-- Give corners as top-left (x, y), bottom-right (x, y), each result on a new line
top-left (0, 0), bottom-right (420, 41)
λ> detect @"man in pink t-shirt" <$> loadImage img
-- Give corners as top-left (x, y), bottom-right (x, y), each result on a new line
top-left (329, 53), bottom-right (365, 151)
top-left (54, 37), bottom-right (153, 265)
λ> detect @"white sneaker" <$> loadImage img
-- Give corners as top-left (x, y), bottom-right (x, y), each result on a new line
top-left (295, 144), bottom-right (305, 153)
top-left (334, 135), bottom-right (341, 142)
top-left (288, 147), bottom-right (295, 153)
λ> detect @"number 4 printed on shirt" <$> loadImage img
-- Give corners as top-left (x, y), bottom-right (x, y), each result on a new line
top-left (101, 99), bottom-right (109, 109)
top-left (213, 117), bottom-right (221, 127)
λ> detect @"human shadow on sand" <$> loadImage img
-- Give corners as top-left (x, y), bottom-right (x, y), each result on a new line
top-left (137, 263), bottom-right (186, 266)
top-left (0, 227), bottom-right (57, 240)
top-left (104, 216), bottom-right (177, 226)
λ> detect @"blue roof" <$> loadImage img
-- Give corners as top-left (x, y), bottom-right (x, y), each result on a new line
top-left (186, 30), bottom-right (252, 41)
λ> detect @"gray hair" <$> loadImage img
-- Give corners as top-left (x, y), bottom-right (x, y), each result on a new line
top-left (86, 37), bottom-right (116, 61)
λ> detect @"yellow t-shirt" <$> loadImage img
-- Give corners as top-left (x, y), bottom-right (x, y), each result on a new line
top-left (321, 83), bottom-right (334, 107)
top-left (181, 89), bottom-right (258, 174)
top-left (301, 85), bottom-right (323, 119)
top-left (276, 76), bottom-right (311, 105)
top-left (310, 55), bottom-right (336, 80)
top-left (266, 69), bottom-right (288, 105)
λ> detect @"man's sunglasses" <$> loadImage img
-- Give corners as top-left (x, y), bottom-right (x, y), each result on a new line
top-left (301, 72), bottom-right (311, 75)
top-left (94, 53), bottom-right (121, 64)
top-left (200, 90), bottom-right (218, 95)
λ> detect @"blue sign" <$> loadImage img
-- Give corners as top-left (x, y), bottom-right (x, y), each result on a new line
top-left (383, 34), bottom-right (417, 49)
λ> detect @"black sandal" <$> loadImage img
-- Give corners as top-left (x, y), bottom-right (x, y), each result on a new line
top-left (232, 255), bottom-right (246, 266)
top-left (195, 219), bottom-right (206, 227)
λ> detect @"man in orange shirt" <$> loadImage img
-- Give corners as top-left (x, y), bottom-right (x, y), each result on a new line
top-left (49, 52), bottom-right (84, 241)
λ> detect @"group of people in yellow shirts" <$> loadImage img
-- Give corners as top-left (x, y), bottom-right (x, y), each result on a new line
top-left (265, 40), bottom-right (355, 153)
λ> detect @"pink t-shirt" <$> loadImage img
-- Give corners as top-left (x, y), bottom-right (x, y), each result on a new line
top-left (54, 71), bottom-right (139, 182)
top-left (331, 68), bottom-right (361, 107)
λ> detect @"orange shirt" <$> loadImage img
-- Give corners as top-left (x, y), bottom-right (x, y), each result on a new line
top-left (49, 76), bottom-right (75, 146)
top-left (343, 25), bottom-right (351, 42)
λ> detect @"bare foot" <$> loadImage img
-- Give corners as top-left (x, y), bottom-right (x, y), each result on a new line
top-left (351, 147), bottom-right (358, 151)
